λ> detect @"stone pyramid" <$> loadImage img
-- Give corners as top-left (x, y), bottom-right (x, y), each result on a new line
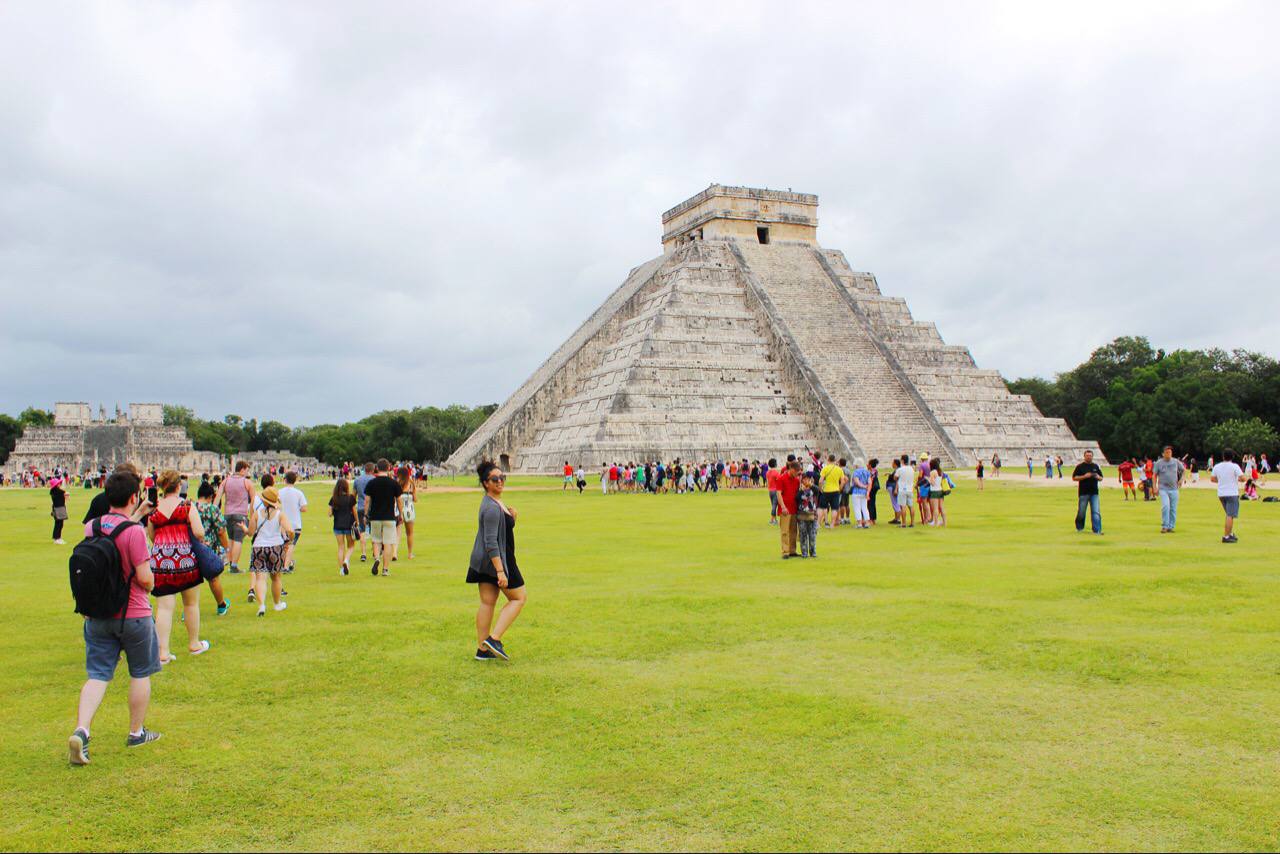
top-left (447, 185), bottom-right (1101, 472)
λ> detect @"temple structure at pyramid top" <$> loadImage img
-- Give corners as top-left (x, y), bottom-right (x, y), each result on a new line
top-left (446, 184), bottom-right (1101, 473)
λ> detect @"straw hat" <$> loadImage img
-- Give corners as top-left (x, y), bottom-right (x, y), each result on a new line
top-left (259, 486), bottom-right (280, 508)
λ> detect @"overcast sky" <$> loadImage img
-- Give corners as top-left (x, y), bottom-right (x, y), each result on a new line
top-left (2, 1), bottom-right (1277, 426)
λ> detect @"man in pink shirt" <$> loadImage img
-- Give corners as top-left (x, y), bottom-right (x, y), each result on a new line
top-left (68, 469), bottom-right (161, 765)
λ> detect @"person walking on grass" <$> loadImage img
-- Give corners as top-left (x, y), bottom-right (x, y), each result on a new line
top-left (218, 460), bottom-right (254, 574)
top-left (363, 459), bottom-right (401, 576)
top-left (467, 461), bottom-right (528, 661)
top-left (328, 477), bottom-right (358, 575)
top-left (397, 466), bottom-right (417, 560)
top-left (1153, 445), bottom-right (1185, 534)
top-left (1211, 449), bottom-right (1246, 544)
top-left (278, 471), bottom-right (308, 572)
top-left (353, 462), bottom-right (375, 563)
top-left (249, 486), bottom-right (293, 616)
top-left (50, 476), bottom-right (69, 544)
top-left (1117, 458), bottom-right (1138, 500)
top-left (147, 470), bottom-right (209, 664)
top-left (976, 458), bottom-right (985, 491)
top-left (67, 470), bottom-right (162, 764)
top-left (194, 483), bottom-right (230, 616)
top-left (1072, 450), bottom-right (1105, 535)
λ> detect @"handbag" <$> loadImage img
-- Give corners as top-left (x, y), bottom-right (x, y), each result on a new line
top-left (53, 505), bottom-right (69, 521)
top-left (189, 527), bottom-right (224, 580)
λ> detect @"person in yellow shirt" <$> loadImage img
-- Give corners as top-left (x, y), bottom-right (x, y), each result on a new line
top-left (819, 454), bottom-right (845, 529)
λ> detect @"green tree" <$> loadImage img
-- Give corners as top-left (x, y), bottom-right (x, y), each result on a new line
top-left (0, 414), bottom-right (20, 465)
top-left (163, 405), bottom-right (195, 428)
top-left (18, 407), bottom-right (54, 427)
top-left (1205, 418), bottom-right (1279, 457)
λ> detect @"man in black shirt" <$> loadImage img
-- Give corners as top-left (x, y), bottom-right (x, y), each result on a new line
top-left (1072, 450), bottom-right (1105, 534)
top-left (363, 458), bottom-right (402, 577)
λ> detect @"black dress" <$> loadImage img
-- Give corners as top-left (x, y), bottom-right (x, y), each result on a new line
top-left (465, 512), bottom-right (526, 589)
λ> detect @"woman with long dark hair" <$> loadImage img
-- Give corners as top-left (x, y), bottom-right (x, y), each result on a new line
top-left (466, 461), bottom-right (527, 661)
top-left (328, 477), bottom-right (358, 576)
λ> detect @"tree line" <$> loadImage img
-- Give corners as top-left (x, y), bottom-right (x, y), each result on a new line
top-left (0, 404), bottom-right (496, 467)
top-left (161, 404), bottom-right (498, 465)
top-left (1006, 336), bottom-right (1280, 461)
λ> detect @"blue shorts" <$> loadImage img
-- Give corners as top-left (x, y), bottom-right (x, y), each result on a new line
top-left (84, 616), bottom-right (160, 681)
top-left (333, 528), bottom-right (353, 536)
top-left (1220, 496), bottom-right (1240, 518)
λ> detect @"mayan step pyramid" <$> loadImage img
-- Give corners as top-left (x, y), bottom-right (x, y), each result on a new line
top-left (447, 185), bottom-right (1101, 473)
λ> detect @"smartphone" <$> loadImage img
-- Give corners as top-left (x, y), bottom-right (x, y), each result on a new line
top-left (148, 486), bottom-right (158, 506)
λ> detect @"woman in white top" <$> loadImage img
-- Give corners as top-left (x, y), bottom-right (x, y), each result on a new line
top-left (249, 486), bottom-right (294, 617)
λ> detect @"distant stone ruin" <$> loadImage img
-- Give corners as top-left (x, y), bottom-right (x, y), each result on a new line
top-left (6, 402), bottom-right (224, 474)
top-left (447, 185), bottom-right (1102, 473)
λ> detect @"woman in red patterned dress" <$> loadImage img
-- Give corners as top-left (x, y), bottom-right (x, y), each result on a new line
top-left (147, 469), bottom-right (209, 664)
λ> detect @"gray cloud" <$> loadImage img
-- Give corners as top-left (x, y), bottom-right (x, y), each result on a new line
top-left (2, 1), bottom-right (1277, 424)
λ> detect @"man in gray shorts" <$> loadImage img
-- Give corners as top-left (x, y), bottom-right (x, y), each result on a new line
top-left (68, 470), bottom-right (162, 765)
top-left (1211, 448), bottom-right (1246, 543)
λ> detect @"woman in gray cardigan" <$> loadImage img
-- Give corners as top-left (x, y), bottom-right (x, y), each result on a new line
top-left (466, 461), bottom-right (527, 661)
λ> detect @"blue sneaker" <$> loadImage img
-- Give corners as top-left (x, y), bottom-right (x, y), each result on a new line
top-left (216, 600), bottom-right (229, 616)
top-left (483, 637), bottom-right (509, 661)
top-left (475, 648), bottom-right (497, 661)
top-left (68, 728), bottom-right (89, 766)
top-left (126, 728), bottom-right (162, 748)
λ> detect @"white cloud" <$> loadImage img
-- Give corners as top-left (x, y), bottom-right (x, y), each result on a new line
top-left (1, 0), bottom-right (1277, 423)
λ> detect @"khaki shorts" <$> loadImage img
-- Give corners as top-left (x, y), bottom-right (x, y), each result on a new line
top-left (369, 519), bottom-right (399, 545)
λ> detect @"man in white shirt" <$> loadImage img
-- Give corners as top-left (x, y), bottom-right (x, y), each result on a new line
top-left (894, 458), bottom-right (916, 527)
top-left (1210, 449), bottom-right (1246, 544)
top-left (279, 471), bottom-right (309, 568)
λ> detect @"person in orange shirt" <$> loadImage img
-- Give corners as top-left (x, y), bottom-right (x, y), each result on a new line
top-left (562, 461), bottom-right (573, 491)
top-left (765, 458), bottom-right (781, 524)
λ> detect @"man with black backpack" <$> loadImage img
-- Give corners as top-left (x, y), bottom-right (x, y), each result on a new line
top-left (67, 469), bottom-right (161, 766)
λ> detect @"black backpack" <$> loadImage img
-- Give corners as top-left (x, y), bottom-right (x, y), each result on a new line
top-left (69, 519), bottom-right (138, 621)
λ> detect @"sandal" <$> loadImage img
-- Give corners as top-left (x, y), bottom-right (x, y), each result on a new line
top-left (189, 640), bottom-right (211, 656)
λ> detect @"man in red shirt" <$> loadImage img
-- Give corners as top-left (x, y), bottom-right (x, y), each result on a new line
top-left (1117, 459), bottom-right (1137, 500)
top-left (608, 464), bottom-right (619, 493)
top-left (562, 461), bottom-right (574, 491)
top-left (775, 458), bottom-right (801, 558)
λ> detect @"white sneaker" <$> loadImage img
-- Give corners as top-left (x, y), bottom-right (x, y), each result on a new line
top-left (273, 601), bottom-right (288, 612)
top-left (54, 539), bottom-right (66, 545)
top-left (257, 605), bottom-right (266, 618)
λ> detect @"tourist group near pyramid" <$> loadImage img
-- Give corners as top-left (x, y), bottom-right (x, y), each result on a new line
top-left (447, 185), bottom-right (1100, 473)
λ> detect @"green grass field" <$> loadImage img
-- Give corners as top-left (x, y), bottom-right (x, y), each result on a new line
top-left (2, 474), bottom-right (1278, 851)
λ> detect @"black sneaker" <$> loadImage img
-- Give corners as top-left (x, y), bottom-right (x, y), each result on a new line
top-left (68, 728), bottom-right (89, 766)
top-left (371, 558), bottom-right (380, 576)
top-left (475, 648), bottom-right (497, 661)
top-left (483, 637), bottom-right (509, 661)
top-left (1223, 535), bottom-right (1238, 543)
top-left (228, 565), bottom-right (242, 574)
top-left (247, 589), bottom-right (256, 603)
top-left (360, 554), bottom-right (367, 562)
top-left (126, 728), bottom-right (162, 748)
top-left (341, 563), bottom-right (349, 576)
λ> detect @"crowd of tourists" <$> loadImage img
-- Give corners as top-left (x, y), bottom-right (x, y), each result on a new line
top-left (62, 453), bottom-right (499, 767)
top-left (47, 434), bottom-right (1267, 767)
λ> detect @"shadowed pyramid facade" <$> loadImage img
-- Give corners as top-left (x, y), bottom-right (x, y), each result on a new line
top-left (447, 186), bottom-right (1101, 472)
